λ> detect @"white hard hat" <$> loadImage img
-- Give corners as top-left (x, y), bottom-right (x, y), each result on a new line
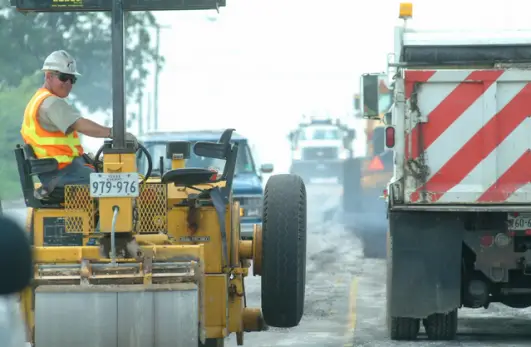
top-left (41, 50), bottom-right (81, 76)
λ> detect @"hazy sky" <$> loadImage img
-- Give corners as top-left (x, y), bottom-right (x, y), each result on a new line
top-left (83, 0), bottom-right (531, 171)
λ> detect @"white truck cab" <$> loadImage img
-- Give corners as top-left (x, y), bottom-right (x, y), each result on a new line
top-left (288, 117), bottom-right (354, 182)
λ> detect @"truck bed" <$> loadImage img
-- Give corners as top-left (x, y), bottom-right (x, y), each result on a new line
top-left (402, 69), bottom-right (531, 205)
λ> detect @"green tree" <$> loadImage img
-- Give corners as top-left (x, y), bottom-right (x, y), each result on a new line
top-left (0, 0), bottom-right (164, 112)
top-left (0, 1), bottom-right (164, 200)
top-left (0, 73), bottom-right (41, 199)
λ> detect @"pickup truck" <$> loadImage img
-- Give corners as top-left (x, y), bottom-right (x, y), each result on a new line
top-left (137, 130), bottom-right (273, 239)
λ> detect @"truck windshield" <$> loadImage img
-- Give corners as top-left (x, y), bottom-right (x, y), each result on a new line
top-left (138, 141), bottom-right (256, 176)
top-left (300, 127), bottom-right (341, 140)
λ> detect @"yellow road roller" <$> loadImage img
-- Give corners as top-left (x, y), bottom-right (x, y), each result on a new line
top-left (11, 2), bottom-right (307, 346)
top-left (15, 128), bottom-right (307, 346)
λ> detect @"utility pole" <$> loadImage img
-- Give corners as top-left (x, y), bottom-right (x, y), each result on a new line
top-left (138, 95), bottom-right (144, 135)
top-left (154, 26), bottom-right (160, 131)
top-left (154, 24), bottom-right (171, 131)
top-left (147, 92), bottom-right (152, 132)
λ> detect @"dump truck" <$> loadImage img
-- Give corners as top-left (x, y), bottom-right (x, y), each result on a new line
top-left (11, 1), bottom-right (307, 346)
top-left (341, 79), bottom-right (393, 258)
top-left (373, 2), bottom-right (531, 342)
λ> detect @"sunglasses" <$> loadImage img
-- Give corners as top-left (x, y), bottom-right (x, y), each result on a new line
top-left (55, 72), bottom-right (77, 85)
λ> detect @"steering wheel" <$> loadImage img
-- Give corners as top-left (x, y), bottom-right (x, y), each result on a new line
top-left (93, 141), bottom-right (153, 184)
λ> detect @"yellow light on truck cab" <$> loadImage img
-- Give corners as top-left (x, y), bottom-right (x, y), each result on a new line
top-left (399, 2), bottom-right (413, 19)
top-left (240, 207), bottom-right (244, 217)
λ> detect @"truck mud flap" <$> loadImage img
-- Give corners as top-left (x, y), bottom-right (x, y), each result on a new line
top-left (388, 210), bottom-right (463, 318)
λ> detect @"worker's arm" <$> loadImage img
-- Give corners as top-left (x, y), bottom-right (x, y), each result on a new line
top-left (39, 96), bottom-right (111, 138)
top-left (71, 118), bottom-right (111, 138)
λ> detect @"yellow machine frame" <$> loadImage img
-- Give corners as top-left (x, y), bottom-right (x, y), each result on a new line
top-left (11, 1), bottom-right (306, 345)
top-left (16, 130), bottom-right (306, 347)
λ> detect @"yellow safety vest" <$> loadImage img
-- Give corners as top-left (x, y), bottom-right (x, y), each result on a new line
top-left (20, 88), bottom-right (84, 170)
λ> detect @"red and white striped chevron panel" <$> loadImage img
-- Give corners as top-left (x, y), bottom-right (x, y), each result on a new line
top-left (403, 69), bottom-right (531, 204)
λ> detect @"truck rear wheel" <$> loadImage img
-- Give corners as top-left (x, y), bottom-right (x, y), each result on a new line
top-left (389, 317), bottom-right (420, 340)
top-left (261, 174), bottom-right (307, 328)
top-left (423, 309), bottom-right (458, 340)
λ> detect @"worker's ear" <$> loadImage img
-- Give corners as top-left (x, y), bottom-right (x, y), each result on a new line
top-left (0, 215), bottom-right (33, 295)
top-left (44, 70), bottom-right (53, 83)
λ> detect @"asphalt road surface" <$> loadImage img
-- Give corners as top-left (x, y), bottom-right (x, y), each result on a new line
top-left (4, 184), bottom-right (531, 347)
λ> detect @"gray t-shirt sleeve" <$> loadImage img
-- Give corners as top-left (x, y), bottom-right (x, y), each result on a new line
top-left (38, 96), bottom-right (81, 135)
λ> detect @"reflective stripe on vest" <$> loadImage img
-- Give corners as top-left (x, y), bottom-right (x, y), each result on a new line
top-left (20, 88), bottom-right (84, 170)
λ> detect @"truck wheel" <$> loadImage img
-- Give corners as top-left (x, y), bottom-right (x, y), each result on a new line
top-left (261, 174), bottom-right (307, 328)
top-left (423, 309), bottom-right (458, 340)
top-left (389, 317), bottom-right (420, 340)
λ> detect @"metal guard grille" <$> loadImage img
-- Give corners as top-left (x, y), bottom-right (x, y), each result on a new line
top-left (64, 184), bottom-right (168, 234)
top-left (135, 183), bottom-right (168, 233)
top-left (65, 185), bottom-right (95, 233)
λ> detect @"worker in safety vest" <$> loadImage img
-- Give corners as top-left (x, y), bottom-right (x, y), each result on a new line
top-left (20, 50), bottom-right (139, 195)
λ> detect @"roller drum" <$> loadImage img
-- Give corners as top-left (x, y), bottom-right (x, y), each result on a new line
top-left (34, 283), bottom-right (199, 347)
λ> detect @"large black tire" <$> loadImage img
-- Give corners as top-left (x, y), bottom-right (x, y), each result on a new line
top-left (199, 338), bottom-right (224, 347)
top-left (389, 317), bottom-right (420, 340)
top-left (261, 174), bottom-right (307, 328)
top-left (423, 309), bottom-right (458, 340)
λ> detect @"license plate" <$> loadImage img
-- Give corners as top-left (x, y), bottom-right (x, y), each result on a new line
top-left (507, 213), bottom-right (531, 230)
top-left (317, 164), bottom-right (326, 170)
top-left (89, 173), bottom-right (139, 198)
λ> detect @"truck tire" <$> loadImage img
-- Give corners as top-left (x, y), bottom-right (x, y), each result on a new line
top-left (389, 317), bottom-right (420, 340)
top-left (261, 174), bottom-right (307, 328)
top-left (387, 265), bottom-right (421, 340)
top-left (423, 309), bottom-right (458, 340)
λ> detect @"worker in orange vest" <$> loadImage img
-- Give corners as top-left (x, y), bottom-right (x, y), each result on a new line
top-left (20, 50), bottom-right (139, 196)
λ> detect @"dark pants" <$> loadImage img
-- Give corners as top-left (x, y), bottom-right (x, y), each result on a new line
top-left (38, 156), bottom-right (95, 188)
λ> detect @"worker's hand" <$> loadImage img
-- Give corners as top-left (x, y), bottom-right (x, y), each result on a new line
top-left (86, 152), bottom-right (95, 161)
top-left (125, 132), bottom-right (139, 150)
